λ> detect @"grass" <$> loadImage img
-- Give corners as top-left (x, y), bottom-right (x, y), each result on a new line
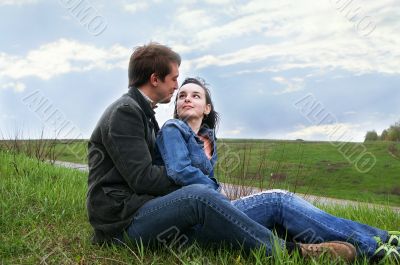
top-left (1, 150), bottom-right (399, 264)
top-left (45, 139), bottom-right (400, 206)
top-left (215, 139), bottom-right (400, 206)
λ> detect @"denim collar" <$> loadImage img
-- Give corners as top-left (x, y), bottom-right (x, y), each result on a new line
top-left (178, 119), bottom-right (215, 141)
top-left (198, 125), bottom-right (215, 141)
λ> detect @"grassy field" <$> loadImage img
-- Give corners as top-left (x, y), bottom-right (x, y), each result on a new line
top-left (1, 150), bottom-right (399, 264)
top-left (215, 139), bottom-right (400, 206)
top-left (47, 139), bottom-right (400, 206)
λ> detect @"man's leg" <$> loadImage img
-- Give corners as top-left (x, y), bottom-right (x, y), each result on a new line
top-left (119, 184), bottom-right (284, 255)
top-left (231, 189), bottom-right (389, 258)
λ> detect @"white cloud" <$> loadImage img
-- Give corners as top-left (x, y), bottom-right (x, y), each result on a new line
top-left (155, 101), bottom-right (176, 128)
top-left (175, 8), bottom-right (215, 30)
top-left (272, 76), bottom-right (304, 94)
top-left (0, 39), bottom-right (131, 80)
top-left (285, 123), bottom-right (364, 142)
top-left (219, 127), bottom-right (245, 137)
top-left (0, 81), bottom-right (26, 93)
top-left (204, 0), bottom-right (233, 4)
top-left (158, 0), bottom-right (400, 76)
top-left (123, 2), bottom-right (149, 13)
top-left (0, 0), bottom-right (38, 5)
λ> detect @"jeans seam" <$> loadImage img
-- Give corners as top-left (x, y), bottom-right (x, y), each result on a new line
top-left (233, 191), bottom-right (291, 213)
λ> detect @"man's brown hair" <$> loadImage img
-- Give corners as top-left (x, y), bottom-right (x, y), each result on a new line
top-left (128, 42), bottom-right (181, 88)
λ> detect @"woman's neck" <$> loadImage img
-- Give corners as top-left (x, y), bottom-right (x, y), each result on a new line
top-left (186, 118), bottom-right (202, 134)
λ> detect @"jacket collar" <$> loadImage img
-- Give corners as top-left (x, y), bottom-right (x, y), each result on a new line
top-left (127, 87), bottom-right (155, 118)
top-left (198, 125), bottom-right (215, 140)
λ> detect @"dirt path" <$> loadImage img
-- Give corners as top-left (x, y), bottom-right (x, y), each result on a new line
top-left (53, 160), bottom-right (400, 213)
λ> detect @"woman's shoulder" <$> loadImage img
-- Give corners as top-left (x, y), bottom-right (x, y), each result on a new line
top-left (161, 119), bottom-right (191, 134)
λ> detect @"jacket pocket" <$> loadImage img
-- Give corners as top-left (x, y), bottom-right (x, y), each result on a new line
top-left (102, 187), bottom-right (130, 203)
top-left (190, 154), bottom-right (209, 174)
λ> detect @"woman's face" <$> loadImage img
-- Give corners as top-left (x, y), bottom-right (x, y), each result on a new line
top-left (176, 83), bottom-right (211, 122)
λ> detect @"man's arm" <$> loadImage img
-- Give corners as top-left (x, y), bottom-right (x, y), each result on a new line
top-left (103, 103), bottom-right (180, 196)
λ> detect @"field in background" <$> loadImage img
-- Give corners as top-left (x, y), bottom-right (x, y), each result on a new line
top-left (1, 150), bottom-right (399, 264)
top-left (215, 139), bottom-right (400, 206)
top-left (1, 138), bottom-right (399, 205)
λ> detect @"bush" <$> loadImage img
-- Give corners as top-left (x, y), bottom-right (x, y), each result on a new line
top-left (364, 130), bottom-right (378, 142)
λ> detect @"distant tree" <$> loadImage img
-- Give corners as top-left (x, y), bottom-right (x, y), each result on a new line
top-left (366, 120), bottom-right (400, 142)
top-left (380, 129), bottom-right (388, 140)
top-left (364, 130), bottom-right (378, 142)
top-left (387, 127), bottom-right (400, 141)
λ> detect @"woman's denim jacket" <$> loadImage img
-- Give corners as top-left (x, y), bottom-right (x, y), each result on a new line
top-left (154, 119), bottom-right (220, 191)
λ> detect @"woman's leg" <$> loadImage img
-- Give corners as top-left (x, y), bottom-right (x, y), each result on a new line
top-left (119, 184), bottom-right (284, 255)
top-left (231, 189), bottom-right (389, 258)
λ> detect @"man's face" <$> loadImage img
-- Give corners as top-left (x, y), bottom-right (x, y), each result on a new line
top-left (155, 62), bottom-right (179, 104)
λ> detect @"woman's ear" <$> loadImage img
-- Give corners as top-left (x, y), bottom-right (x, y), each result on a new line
top-left (204, 104), bottom-right (211, 115)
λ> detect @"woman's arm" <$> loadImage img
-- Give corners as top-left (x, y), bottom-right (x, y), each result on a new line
top-left (156, 122), bottom-right (220, 190)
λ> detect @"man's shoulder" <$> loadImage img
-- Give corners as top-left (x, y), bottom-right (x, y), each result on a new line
top-left (103, 93), bottom-right (143, 116)
top-left (116, 93), bottom-right (142, 109)
top-left (93, 93), bottom-right (144, 131)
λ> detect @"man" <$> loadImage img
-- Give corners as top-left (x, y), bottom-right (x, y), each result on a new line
top-left (86, 43), bottom-right (360, 262)
top-left (86, 43), bottom-right (181, 243)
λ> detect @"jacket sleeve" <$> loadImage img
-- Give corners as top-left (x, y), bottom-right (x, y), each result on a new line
top-left (156, 122), bottom-right (220, 190)
top-left (103, 103), bottom-right (180, 196)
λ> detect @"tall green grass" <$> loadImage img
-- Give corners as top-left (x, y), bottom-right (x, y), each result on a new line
top-left (215, 139), bottom-right (400, 205)
top-left (47, 139), bottom-right (400, 205)
top-left (2, 137), bottom-right (399, 205)
top-left (1, 150), bottom-right (399, 264)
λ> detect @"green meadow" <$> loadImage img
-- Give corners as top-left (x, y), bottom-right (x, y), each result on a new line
top-left (1, 150), bottom-right (399, 264)
top-left (49, 139), bottom-right (400, 206)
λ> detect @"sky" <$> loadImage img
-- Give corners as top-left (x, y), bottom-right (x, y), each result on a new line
top-left (0, 0), bottom-right (399, 142)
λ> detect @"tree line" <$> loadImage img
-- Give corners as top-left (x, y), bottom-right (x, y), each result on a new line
top-left (364, 120), bottom-right (400, 142)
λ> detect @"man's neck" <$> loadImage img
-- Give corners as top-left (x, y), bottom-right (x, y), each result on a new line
top-left (137, 86), bottom-right (157, 109)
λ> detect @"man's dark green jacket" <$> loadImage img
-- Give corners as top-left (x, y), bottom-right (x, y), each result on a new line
top-left (86, 87), bottom-right (180, 243)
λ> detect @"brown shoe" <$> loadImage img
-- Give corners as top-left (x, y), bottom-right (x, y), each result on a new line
top-left (300, 241), bottom-right (357, 263)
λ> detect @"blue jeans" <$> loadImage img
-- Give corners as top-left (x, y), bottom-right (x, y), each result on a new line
top-left (119, 184), bottom-right (388, 258)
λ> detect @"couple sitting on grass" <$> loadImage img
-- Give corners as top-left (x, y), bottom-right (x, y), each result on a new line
top-left (86, 43), bottom-right (399, 263)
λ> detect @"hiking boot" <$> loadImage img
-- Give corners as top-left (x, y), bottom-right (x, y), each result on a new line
top-left (299, 241), bottom-right (356, 262)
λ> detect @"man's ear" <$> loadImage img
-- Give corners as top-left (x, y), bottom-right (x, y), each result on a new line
top-left (150, 73), bottom-right (158, 87)
top-left (204, 104), bottom-right (211, 115)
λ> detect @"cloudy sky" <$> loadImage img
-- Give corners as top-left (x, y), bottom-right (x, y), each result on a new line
top-left (1, 0), bottom-right (399, 141)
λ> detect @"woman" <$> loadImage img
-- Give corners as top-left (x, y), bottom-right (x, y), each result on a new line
top-left (154, 77), bottom-right (220, 192)
top-left (131, 77), bottom-right (400, 263)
